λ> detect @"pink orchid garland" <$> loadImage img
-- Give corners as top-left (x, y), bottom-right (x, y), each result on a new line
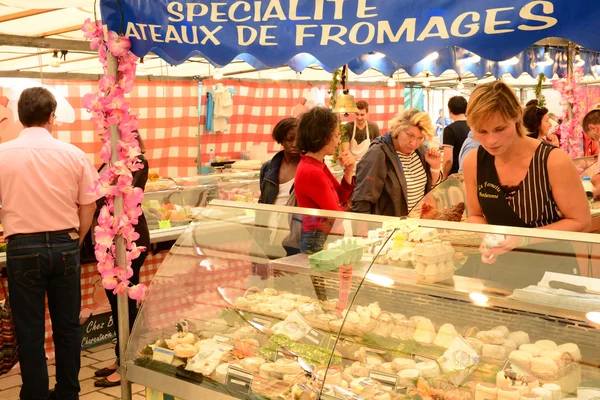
top-left (81, 19), bottom-right (148, 301)
top-left (552, 67), bottom-right (586, 158)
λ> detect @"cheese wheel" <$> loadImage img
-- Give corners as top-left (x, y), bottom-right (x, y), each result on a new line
top-left (535, 340), bottom-right (557, 351)
top-left (531, 357), bottom-right (559, 377)
top-left (466, 338), bottom-right (484, 355)
top-left (434, 323), bottom-right (459, 349)
top-left (483, 344), bottom-right (506, 361)
top-left (497, 371), bottom-right (513, 388)
top-left (531, 388), bottom-right (553, 400)
top-left (477, 330), bottom-right (505, 345)
top-left (392, 358), bottom-right (416, 372)
top-left (509, 350), bottom-right (533, 370)
top-left (507, 331), bottom-right (530, 348)
top-left (412, 317), bottom-right (437, 344)
top-left (503, 339), bottom-right (518, 355)
top-left (475, 383), bottom-right (498, 400)
top-left (540, 351), bottom-right (564, 366)
top-left (173, 344), bottom-right (197, 358)
top-left (519, 344), bottom-right (542, 357)
top-left (416, 361), bottom-right (440, 378)
top-left (241, 357), bottom-right (266, 373)
top-left (493, 326), bottom-right (510, 338)
top-left (522, 394), bottom-right (541, 400)
top-left (498, 388), bottom-right (521, 400)
top-left (398, 369), bottom-right (420, 380)
top-left (556, 343), bottom-right (581, 361)
top-left (541, 384), bottom-right (562, 400)
top-left (375, 362), bottom-right (394, 375)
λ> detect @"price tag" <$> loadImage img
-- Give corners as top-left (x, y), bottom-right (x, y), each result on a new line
top-left (152, 347), bottom-right (174, 364)
top-left (240, 311), bottom-right (276, 330)
top-left (338, 265), bottom-right (353, 315)
top-left (213, 335), bottom-right (231, 343)
top-left (299, 327), bottom-right (329, 347)
top-left (226, 366), bottom-right (254, 394)
top-left (369, 370), bottom-right (399, 392)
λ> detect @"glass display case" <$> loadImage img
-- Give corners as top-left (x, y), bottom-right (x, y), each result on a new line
top-left (409, 173), bottom-right (600, 231)
top-left (143, 176), bottom-right (260, 234)
top-left (125, 201), bottom-right (600, 400)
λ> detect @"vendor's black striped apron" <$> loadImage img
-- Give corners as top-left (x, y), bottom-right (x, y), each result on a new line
top-left (460, 142), bottom-right (579, 290)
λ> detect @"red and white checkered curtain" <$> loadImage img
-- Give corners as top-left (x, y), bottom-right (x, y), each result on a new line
top-left (0, 79), bottom-right (200, 178)
top-left (199, 79), bottom-right (405, 164)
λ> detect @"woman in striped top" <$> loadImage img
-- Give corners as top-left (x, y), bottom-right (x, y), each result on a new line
top-left (462, 81), bottom-right (590, 288)
top-left (352, 109), bottom-right (442, 217)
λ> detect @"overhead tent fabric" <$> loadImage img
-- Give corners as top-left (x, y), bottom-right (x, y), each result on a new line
top-left (101, 0), bottom-right (600, 76)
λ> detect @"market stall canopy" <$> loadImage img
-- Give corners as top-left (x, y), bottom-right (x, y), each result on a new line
top-left (101, 0), bottom-right (600, 74)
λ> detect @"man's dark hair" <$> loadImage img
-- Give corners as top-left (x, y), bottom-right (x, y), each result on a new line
top-left (582, 109), bottom-right (600, 133)
top-left (356, 100), bottom-right (369, 112)
top-left (297, 107), bottom-right (338, 153)
top-left (448, 96), bottom-right (467, 115)
top-left (18, 87), bottom-right (57, 127)
top-left (271, 117), bottom-right (298, 144)
top-left (523, 104), bottom-right (548, 138)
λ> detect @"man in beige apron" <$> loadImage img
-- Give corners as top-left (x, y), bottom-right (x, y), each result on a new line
top-left (342, 100), bottom-right (381, 161)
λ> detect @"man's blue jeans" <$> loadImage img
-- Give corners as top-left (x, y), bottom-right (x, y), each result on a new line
top-left (7, 230), bottom-right (81, 400)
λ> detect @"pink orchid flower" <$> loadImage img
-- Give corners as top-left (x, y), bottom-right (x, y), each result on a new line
top-left (99, 75), bottom-right (117, 93)
top-left (81, 18), bottom-right (102, 40)
top-left (102, 275), bottom-right (118, 290)
top-left (106, 31), bottom-right (131, 57)
top-left (113, 280), bottom-right (130, 296)
top-left (128, 284), bottom-right (148, 301)
top-left (94, 225), bottom-right (116, 248)
top-left (82, 93), bottom-right (105, 113)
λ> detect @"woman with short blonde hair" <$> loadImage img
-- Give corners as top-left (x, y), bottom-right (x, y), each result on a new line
top-left (462, 81), bottom-right (590, 287)
top-left (352, 109), bottom-right (441, 217)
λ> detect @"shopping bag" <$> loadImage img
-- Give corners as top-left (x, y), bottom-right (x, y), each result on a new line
top-left (0, 278), bottom-right (18, 375)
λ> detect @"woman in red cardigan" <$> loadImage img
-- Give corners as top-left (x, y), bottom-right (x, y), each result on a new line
top-left (295, 107), bottom-right (356, 253)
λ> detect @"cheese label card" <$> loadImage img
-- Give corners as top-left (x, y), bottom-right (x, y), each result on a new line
top-left (226, 365), bottom-right (253, 394)
top-left (152, 347), bottom-right (174, 364)
top-left (369, 370), bottom-right (399, 391)
top-left (299, 327), bottom-right (329, 347)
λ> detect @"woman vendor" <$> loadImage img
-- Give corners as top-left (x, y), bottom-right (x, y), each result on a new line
top-left (462, 81), bottom-right (590, 288)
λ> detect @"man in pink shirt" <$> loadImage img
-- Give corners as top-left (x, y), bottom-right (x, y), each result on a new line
top-left (0, 88), bottom-right (99, 400)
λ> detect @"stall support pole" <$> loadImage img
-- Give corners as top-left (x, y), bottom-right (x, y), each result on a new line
top-left (107, 51), bottom-right (133, 400)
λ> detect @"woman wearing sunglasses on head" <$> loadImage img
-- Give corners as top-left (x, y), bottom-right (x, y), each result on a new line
top-left (352, 109), bottom-right (442, 217)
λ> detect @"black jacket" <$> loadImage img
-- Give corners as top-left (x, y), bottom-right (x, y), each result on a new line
top-left (351, 134), bottom-right (433, 217)
top-left (259, 151), bottom-right (289, 204)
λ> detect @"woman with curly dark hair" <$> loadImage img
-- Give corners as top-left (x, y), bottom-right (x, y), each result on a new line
top-left (294, 107), bottom-right (355, 253)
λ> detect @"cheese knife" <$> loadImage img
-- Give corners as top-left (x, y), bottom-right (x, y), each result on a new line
top-left (548, 280), bottom-right (600, 295)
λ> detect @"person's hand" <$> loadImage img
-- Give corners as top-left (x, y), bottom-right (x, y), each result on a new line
top-left (339, 150), bottom-right (356, 172)
top-left (424, 147), bottom-right (442, 170)
top-left (543, 133), bottom-right (560, 147)
top-left (479, 235), bottom-right (524, 264)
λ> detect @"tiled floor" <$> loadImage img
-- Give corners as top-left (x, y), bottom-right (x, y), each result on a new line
top-left (0, 343), bottom-right (146, 400)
